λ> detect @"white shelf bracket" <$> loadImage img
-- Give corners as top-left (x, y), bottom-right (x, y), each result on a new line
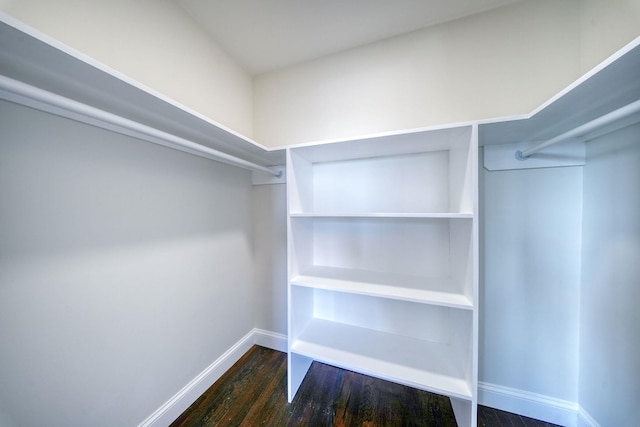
top-left (252, 165), bottom-right (286, 185)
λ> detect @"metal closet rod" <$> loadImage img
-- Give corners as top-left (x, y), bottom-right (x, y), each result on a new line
top-left (0, 75), bottom-right (281, 177)
top-left (516, 98), bottom-right (640, 160)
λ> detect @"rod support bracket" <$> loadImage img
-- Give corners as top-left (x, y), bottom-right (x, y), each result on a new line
top-left (252, 165), bottom-right (286, 185)
top-left (515, 150), bottom-right (528, 161)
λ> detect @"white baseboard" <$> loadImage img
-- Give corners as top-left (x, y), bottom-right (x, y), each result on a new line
top-left (577, 405), bottom-right (601, 427)
top-left (479, 382), bottom-right (578, 427)
top-left (139, 334), bottom-right (600, 427)
top-left (138, 328), bottom-right (287, 427)
top-left (253, 328), bottom-right (288, 352)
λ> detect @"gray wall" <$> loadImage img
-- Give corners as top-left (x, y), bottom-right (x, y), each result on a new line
top-left (0, 100), bottom-right (255, 426)
top-left (2, 91), bottom-right (637, 427)
top-left (251, 184), bottom-right (287, 335)
top-left (579, 123), bottom-right (640, 426)
top-left (480, 152), bottom-right (583, 402)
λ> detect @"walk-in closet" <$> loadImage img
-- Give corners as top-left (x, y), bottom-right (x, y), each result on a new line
top-left (0, 2), bottom-right (638, 426)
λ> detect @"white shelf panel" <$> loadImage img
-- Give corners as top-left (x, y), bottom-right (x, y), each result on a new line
top-left (290, 126), bottom-right (472, 163)
top-left (291, 318), bottom-right (472, 400)
top-left (289, 212), bottom-right (473, 219)
top-left (291, 266), bottom-right (473, 309)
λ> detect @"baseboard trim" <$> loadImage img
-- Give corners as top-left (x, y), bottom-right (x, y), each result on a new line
top-left (479, 382), bottom-right (578, 427)
top-left (138, 328), bottom-right (287, 427)
top-left (253, 328), bottom-right (288, 352)
top-left (577, 405), bottom-right (601, 427)
top-left (140, 334), bottom-right (597, 427)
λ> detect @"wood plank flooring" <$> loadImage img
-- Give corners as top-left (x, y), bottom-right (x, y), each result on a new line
top-left (170, 345), bottom-right (561, 427)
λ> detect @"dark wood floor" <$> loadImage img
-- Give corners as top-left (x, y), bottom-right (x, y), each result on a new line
top-left (171, 345), bottom-right (561, 427)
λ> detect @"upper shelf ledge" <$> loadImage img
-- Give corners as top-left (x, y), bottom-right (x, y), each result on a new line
top-left (479, 37), bottom-right (640, 149)
top-left (0, 14), bottom-right (285, 169)
top-left (2, 12), bottom-right (638, 169)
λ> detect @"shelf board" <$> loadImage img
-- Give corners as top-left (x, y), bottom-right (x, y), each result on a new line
top-left (291, 266), bottom-right (473, 309)
top-left (291, 318), bottom-right (472, 400)
top-left (0, 18), bottom-right (285, 167)
top-left (289, 126), bottom-right (472, 163)
top-left (289, 212), bottom-right (473, 219)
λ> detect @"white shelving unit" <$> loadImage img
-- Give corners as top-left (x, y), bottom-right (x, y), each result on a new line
top-left (287, 125), bottom-right (479, 426)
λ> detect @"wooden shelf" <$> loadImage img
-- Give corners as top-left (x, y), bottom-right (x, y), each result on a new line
top-left (291, 266), bottom-right (473, 309)
top-left (290, 318), bottom-right (473, 401)
top-left (289, 212), bottom-right (473, 219)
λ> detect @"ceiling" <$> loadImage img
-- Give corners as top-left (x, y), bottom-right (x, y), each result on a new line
top-left (175, 0), bottom-right (523, 75)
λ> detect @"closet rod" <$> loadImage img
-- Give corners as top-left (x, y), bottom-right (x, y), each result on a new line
top-left (515, 98), bottom-right (640, 160)
top-left (0, 75), bottom-right (282, 177)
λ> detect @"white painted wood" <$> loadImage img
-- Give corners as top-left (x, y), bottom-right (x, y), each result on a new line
top-left (289, 212), bottom-right (473, 218)
top-left (289, 125), bottom-right (471, 163)
top-left (288, 126), bottom-right (473, 215)
top-left (483, 140), bottom-right (586, 171)
top-left (450, 304), bottom-right (474, 386)
top-left (577, 406), bottom-right (601, 427)
top-left (288, 218), bottom-right (314, 278)
top-left (469, 124), bottom-right (480, 427)
top-left (310, 217), bottom-right (451, 278)
top-left (478, 40), bottom-right (640, 148)
top-left (450, 219), bottom-right (474, 303)
top-left (518, 99), bottom-right (640, 158)
top-left (479, 382), bottom-right (580, 427)
top-left (289, 217), bottom-right (474, 302)
top-left (287, 282), bottom-right (314, 401)
top-left (287, 149), bottom-right (314, 213)
top-left (286, 125), bottom-right (478, 425)
top-left (0, 75), bottom-right (281, 176)
top-left (450, 398), bottom-right (472, 427)
top-left (135, 328), bottom-right (591, 427)
top-left (291, 318), bottom-right (472, 400)
top-left (137, 330), bottom-right (253, 427)
top-left (0, 16), bottom-right (285, 166)
top-left (449, 142), bottom-right (475, 213)
top-left (253, 329), bottom-right (288, 352)
top-left (312, 290), bottom-right (456, 343)
top-left (292, 266), bottom-right (473, 309)
top-left (138, 328), bottom-right (284, 427)
top-left (287, 352), bottom-right (313, 402)
top-left (289, 286), bottom-right (315, 342)
top-left (312, 151), bottom-right (450, 213)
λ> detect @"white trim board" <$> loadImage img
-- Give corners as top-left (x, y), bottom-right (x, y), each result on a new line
top-left (253, 328), bottom-right (288, 352)
top-left (137, 329), bottom-right (287, 427)
top-left (136, 331), bottom-right (602, 427)
top-left (0, 11), bottom-right (268, 151)
top-left (577, 406), bottom-right (601, 427)
top-left (479, 382), bottom-right (579, 426)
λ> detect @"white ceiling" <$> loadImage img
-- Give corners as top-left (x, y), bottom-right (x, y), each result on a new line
top-left (175, 0), bottom-right (522, 75)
